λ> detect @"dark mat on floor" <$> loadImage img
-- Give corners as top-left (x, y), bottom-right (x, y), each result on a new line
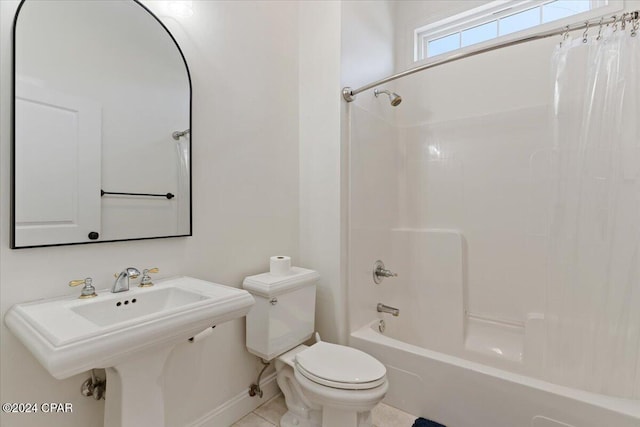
top-left (412, 417), bottom-right (446, 427)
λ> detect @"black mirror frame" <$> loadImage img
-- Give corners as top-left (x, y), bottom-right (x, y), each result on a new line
top-left (10, 0), bottom-right (193, 249)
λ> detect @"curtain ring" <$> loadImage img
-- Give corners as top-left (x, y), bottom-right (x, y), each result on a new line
top-left (621, 13), bottom-right (628, 30)
top-left (596, 18), bottom-right (604, 40)
top-left (560, 25), bottom-right (570, 46)
top-left (612, 16), bottom-right (618, 32)
top-left (632, 13), bottom-right (639, 37)
top-left (582, 21), bottom-right (589, 43)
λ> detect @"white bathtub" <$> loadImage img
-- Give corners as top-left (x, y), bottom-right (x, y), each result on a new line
top-left (350, 320), bottom-right (640, 427)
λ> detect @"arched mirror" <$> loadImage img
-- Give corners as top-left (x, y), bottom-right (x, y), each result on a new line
top-left (11, 0), bottom-right (191, 248)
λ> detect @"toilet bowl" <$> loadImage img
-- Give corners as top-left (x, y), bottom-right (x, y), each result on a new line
top-left (276, 342), bottom-right (388, 427)
top-left (243, 267), bottom-right (388, 427)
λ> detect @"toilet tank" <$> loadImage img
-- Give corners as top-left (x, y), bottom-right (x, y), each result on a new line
top-left (243, 267), bottom-right (319, 361)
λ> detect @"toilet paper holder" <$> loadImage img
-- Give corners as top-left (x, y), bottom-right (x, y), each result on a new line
top-left (188, 325), bottom-right (216, 343)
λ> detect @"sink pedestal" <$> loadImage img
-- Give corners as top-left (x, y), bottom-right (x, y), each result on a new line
top-left (5, 277), bottom-right (255, 427)
top-left (104, 346), bottom-right (174, 427)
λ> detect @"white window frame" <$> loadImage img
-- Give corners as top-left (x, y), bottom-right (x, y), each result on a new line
top-left (414, 0), bottom-right (624, 63)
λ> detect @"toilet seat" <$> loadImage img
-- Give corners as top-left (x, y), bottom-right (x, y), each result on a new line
top-left (294, 342), bottom-right (386, 390)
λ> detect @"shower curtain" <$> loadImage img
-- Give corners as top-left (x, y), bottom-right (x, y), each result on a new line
top-left (545, 22), bottom-right (640, 398)
top-left (176, 136), bottom-right (190, 235)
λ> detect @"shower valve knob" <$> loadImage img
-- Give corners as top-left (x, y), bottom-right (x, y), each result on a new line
top-left (377, 267), bottom-right (397, 278)
top-left (373, 260), bottom-right (397, 284)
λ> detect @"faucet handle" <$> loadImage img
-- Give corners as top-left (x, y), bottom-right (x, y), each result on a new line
top-left (113, 267), bottom-right (141, 279)
top-left (69, 277), bottom-right (98, 299)
top-left (139, 268), bottom-right (159, 288)
top-left (373, 260), bottom-right (398, 284)
top-left (69, 278), bottom-right (88, 287)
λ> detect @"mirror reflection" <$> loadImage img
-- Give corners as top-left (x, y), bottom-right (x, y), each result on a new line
top-left (12, 0), bottom-right (191, 248)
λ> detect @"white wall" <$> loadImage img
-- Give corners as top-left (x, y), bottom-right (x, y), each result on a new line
top-left (341, 1), bottom-right (395, 91)
top-left (298, 1), bottom-right (346, 345)
top-left (0, 1), bottom-right (299, 426)
top-left (297, 0), bottom-right (395, 345)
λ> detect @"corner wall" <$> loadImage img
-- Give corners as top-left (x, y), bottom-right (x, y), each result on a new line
top-left (340, 0), bottom-right (396, 334)
top-left (298, 1), bottom-right (346, 345)
top-left (298, 0), bottom-right (395, 345)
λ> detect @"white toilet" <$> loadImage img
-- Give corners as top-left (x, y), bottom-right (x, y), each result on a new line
top-left (243, 267), bottom-right (388, 427)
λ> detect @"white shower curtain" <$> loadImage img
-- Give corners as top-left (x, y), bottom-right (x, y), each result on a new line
top-left (545, 24), bottom-right (640, 398)
top-left (176, 136), bottom-right (190, 235)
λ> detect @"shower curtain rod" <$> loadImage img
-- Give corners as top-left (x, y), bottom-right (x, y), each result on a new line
top-left (342, 11), bottom-right (639, 103)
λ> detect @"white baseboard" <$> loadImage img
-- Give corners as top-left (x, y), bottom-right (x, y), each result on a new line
top-left (186, 372), bottom-right (280, 427)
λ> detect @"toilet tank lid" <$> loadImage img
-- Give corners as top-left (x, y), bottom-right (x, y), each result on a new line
top-left (242, 267), bottom-right (319, 297)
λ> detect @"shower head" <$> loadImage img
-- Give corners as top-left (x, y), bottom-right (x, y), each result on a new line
top-left (374, 89), bottom-right (402, 106)
top-left (172, 129), bottom-right (190, 140)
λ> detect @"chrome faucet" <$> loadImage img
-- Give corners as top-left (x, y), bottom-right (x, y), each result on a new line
top-left (112, 267), bottom-right (141, 293)
top-left (377, 303), bottom-right (400, 317)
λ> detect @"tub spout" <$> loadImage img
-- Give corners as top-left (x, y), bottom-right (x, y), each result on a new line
top-left (377, 303), bottom-right (399, 317)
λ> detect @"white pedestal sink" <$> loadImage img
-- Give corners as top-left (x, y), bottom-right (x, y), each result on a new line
top-left (5, 276), bottom-right (255, 427)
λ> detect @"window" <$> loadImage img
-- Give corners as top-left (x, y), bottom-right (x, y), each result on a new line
top-left (415, 0), bottom-right (622, 61)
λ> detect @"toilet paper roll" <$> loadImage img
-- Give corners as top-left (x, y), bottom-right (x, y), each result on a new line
top-left (270, 256), bottom-right (291, 276)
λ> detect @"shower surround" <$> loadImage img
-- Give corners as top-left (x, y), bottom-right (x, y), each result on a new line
top-left (346, 12), bottom-right (640, 426)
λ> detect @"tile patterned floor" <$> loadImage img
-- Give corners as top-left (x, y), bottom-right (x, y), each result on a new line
top-left (232, 395), bottom-right (417, 427)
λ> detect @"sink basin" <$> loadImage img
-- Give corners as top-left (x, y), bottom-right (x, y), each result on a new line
top-left (5, 276), bottom-right (255, 427)
top-left (5, 276), bottom-right (254, 379)
top-left (71, 287), bottom-right (206, 327)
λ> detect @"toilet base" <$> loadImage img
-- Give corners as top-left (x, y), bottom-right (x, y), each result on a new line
top-left (279, 406), bottom-right (375, 427)
top-left (280, 410), bottom-right (321, 427)
top-left (275, 345), bottom-right (387, 427)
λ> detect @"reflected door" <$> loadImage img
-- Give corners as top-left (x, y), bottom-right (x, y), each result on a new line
top-left (14, 82), bottom-right (102, 246)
